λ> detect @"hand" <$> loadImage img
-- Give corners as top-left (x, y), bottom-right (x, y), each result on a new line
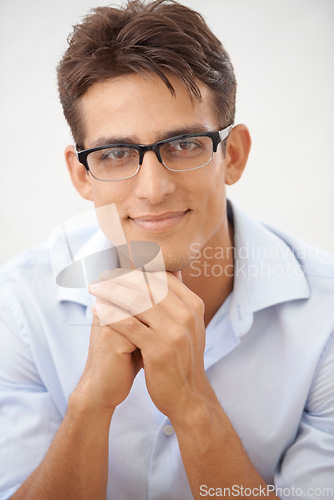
top-left (74, 314), bottom-right (143, 413)
top-left (89, 269), bottom-right (209, 421)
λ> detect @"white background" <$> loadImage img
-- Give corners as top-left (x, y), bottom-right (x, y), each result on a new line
top-left (0, 0), bottom-right (333, 266)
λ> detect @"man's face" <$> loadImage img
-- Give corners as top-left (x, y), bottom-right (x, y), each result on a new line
top-left (78, 73), bottom-right (229, 272)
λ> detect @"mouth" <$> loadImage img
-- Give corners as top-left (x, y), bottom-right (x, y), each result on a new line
top-left (129, 210), bottom-right (190, 232)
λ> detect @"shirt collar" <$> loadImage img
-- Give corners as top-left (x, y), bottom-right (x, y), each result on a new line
top-left (56, 227), bottom-right (118, 306)
top-left (227, 199), bottom-right (310, 338)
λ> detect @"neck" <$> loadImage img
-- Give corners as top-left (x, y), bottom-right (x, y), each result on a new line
top-left (182, 219), bottom-right (234, 328)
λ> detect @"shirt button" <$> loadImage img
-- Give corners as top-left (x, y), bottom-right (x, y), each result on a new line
top-left (163, 424), bottom-right (174, 436)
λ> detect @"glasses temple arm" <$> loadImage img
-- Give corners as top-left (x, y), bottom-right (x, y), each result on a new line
top-left (219, 125), bottom-right (233, 141)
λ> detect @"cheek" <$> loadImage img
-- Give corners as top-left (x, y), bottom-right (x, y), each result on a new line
top-left (199, 168), bottom-right (226, 208)
top-left (90, 184), bottom-right (125, 209)
top-left (197, 173), bottom-right (226, 226)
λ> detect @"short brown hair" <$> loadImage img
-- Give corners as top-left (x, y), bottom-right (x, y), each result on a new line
top-left (57, 0), bottom-right (236, 146)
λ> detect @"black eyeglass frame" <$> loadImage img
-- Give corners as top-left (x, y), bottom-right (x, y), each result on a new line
top-left (75, 125), bottom-right (233, 182)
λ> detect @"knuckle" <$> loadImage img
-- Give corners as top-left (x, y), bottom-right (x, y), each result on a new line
top-left (134, 289), bottom-right (152, 311)
top-left (170, 324), bottom-right (188, 345)
top-left (179, 301), bottom-right (198, 325)
top-left (126, 294), bottom-right (138, 312)
top-left (121, 289), bottom-right (142, 312)
top-left (127, 315), bottom-right (140, 330)
top-left (190, 293), bottom-right (205, 315)
top-left (116, 315), bottom-right (137, 331)
top-left (128, 292), bottom-right (142, 312)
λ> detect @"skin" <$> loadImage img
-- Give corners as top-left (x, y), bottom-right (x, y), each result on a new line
top-left (12, 74), bottom-right (280, 499)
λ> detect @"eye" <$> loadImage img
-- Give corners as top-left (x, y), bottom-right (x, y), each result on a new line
top-left (163, 137), bottom-right (206, 157)
top-left (100, 148), bottom-right (132, 161)
top-left (173, 139), bottom-right (198, 151)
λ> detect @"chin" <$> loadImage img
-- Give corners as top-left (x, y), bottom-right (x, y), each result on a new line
top-left (161, 252), bottom-right (192, 274)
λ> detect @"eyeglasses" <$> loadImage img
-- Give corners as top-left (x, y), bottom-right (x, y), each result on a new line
top-left (76, 125), bottom-right (233, 182)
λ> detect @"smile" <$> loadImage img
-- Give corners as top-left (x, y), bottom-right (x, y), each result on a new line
top-left (130, 210), bottom-right (189, 232)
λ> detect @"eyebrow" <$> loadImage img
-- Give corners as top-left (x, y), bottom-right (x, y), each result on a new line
top-left (88, 124), bottom-right (214, 149)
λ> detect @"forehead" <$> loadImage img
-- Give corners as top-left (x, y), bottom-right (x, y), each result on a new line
top-left (78, 73), bottom-right (219, 146)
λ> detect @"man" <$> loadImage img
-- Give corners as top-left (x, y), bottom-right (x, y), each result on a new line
top-left (0, 1), bottom-right (333, 499)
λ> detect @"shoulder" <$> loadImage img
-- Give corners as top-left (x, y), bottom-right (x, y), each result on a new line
top-left (229, 199), bottom-right (334, 342)
top-left (0, 245), bottom-right (57, 336)
top-left (265, 223), bottom-right (334, 289)
top-left (0, 244), bottom-right (53, 293)
top-left (0, 217), bottom-right (99, 294)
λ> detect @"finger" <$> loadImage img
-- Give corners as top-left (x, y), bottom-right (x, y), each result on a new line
top-left (92, 268), bottom-right (179, 298)
top-left (172, 270), bottom-right (183, 282)
top-left (89, 270), bottom-right (168, 312)
top-left (92, 297), bottom-right (135, 326)
top-left (91, 279), bottom-right (153, 314)
top-left (97, 267), bottom-right (152, 290)
top-left (111, 291), bottom-right (201, 351)
top-left (99, 268), bottom-right (130, 281)
top-left (90, 269), bottom-right (201, 320)
top-left (158, 271), bottom-right (203, 313)
top-left (111, 302), bottom-right (205, 371)
top-left (90, 315), bottom-right (138, 354)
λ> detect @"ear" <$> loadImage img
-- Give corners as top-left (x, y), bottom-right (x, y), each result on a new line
top-left (224, 124), bottom-right (251, 185)
top-left (65, 145), bottom-right (93, 201)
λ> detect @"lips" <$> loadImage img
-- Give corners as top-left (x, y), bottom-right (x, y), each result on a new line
top-left (130, 210), bottom-right (189, 232)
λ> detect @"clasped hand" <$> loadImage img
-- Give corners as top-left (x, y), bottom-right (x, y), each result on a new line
top-left (81, 268), bottom-right (207, 421)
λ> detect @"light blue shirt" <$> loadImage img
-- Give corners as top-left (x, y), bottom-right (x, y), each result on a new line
top-left (1, 200), bottom-right (334, 500)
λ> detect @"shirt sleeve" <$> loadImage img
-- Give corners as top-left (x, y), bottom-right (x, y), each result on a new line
top-left (0, 287), bottom-right (63, 498)
top-left (274, 331), bottom-right (334, 499)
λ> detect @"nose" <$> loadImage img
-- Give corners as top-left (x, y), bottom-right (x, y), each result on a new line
top-left (134, 150), bottom-right (176, 204)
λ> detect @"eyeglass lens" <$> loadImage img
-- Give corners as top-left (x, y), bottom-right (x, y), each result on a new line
top-left (86, 135), bottom-right (214, 181)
